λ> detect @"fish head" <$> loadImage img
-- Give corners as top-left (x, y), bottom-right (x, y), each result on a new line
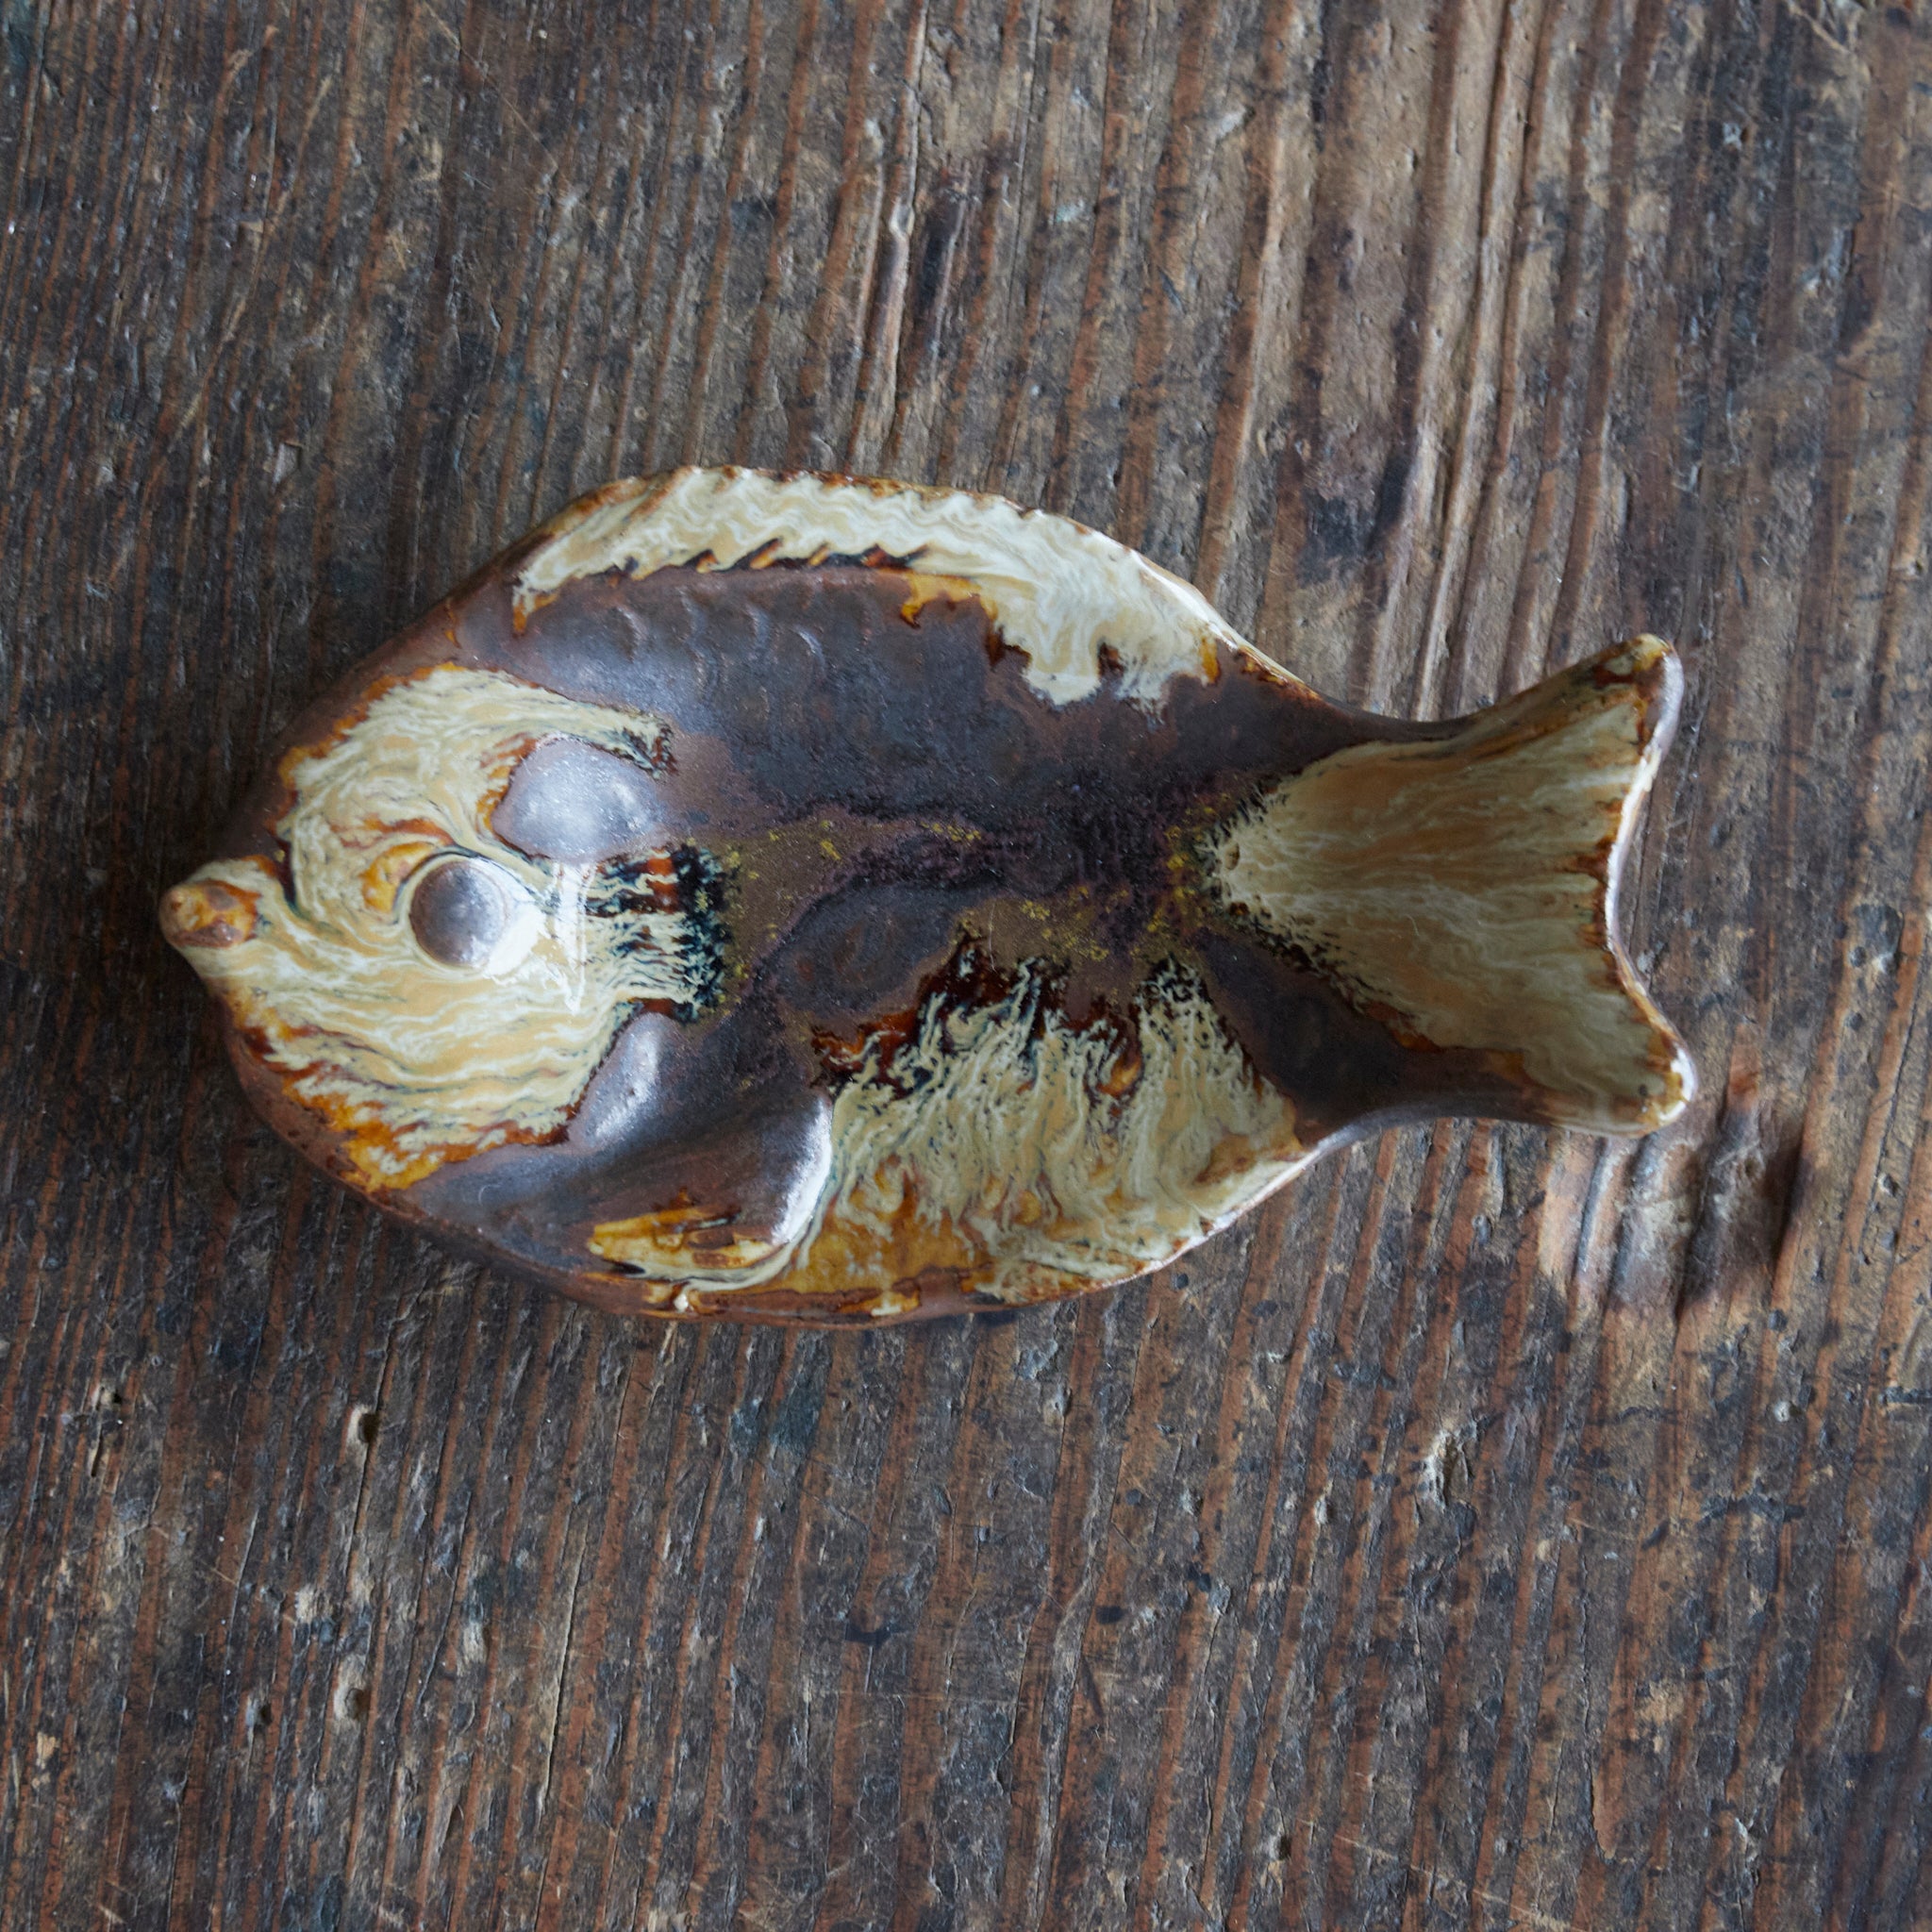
top-left (160, 663), bottom-right (722, 1190)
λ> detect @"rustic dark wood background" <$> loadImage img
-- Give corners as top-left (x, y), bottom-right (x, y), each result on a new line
top-left (6, 0), bottom-right (1932, 1925)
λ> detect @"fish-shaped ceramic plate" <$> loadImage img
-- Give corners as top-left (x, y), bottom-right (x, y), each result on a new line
top-left (162, 468), bottom-right (1695, 1323)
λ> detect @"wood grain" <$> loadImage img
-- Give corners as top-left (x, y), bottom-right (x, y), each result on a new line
top-left (5, 1), bottom-right (1932, 1925)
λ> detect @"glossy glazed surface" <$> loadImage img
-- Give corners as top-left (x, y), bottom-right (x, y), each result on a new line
top-left (162, 469), bottom-right (1693, 1321)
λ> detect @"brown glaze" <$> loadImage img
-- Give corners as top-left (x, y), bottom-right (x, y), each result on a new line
top-left (162, 471), bottom-right (1693, 1322)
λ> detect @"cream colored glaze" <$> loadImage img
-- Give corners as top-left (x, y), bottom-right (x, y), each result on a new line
top-left (512, 467), bottom-right (1258, 708)
top-left (161, 666), bottom-right (702, 1187)
top-left (591, 960), bottom-right (1307, 1307)
top-left (1206, 639), bottom-right (1694, 1132)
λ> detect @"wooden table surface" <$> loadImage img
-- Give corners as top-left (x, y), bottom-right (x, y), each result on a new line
top-left (7, 1), bottom-right (1932, 1926)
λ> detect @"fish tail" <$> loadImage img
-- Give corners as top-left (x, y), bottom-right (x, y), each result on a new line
top-left (1208, 638), bottom-right (1696, 1133)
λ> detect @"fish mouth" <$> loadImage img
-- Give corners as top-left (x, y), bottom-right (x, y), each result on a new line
top-left (160, 872), bottom-right (261, 953)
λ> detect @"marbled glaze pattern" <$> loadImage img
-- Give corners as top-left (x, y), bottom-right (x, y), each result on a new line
top-left (1207, 640), bottom-right (1692, 1131)
top-left (162, 469), bottom-right (1694, 1322)
top-left (163, 667), bottom-right (708, 1188)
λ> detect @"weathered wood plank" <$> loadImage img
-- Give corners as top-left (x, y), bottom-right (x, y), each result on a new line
top-left (6, 1), bottom-right (1932, 1926)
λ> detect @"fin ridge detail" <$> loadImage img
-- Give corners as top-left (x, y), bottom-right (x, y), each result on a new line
top-left (1207, 637), bottom-right (1696, 1134)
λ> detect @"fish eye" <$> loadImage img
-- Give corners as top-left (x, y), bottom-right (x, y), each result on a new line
top-left (408, 856), bottom-right (526, 969)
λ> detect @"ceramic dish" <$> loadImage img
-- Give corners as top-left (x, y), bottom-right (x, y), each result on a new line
top-left (163, 469), bottom-right (1695, 1322)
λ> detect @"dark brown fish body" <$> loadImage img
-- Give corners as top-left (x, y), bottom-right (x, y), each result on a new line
top-left (164, 470), bottom-right (1693, 1322)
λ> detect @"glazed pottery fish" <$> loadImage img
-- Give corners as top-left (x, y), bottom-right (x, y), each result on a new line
top-left (162, 469), bottom-right (1695, 1323)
